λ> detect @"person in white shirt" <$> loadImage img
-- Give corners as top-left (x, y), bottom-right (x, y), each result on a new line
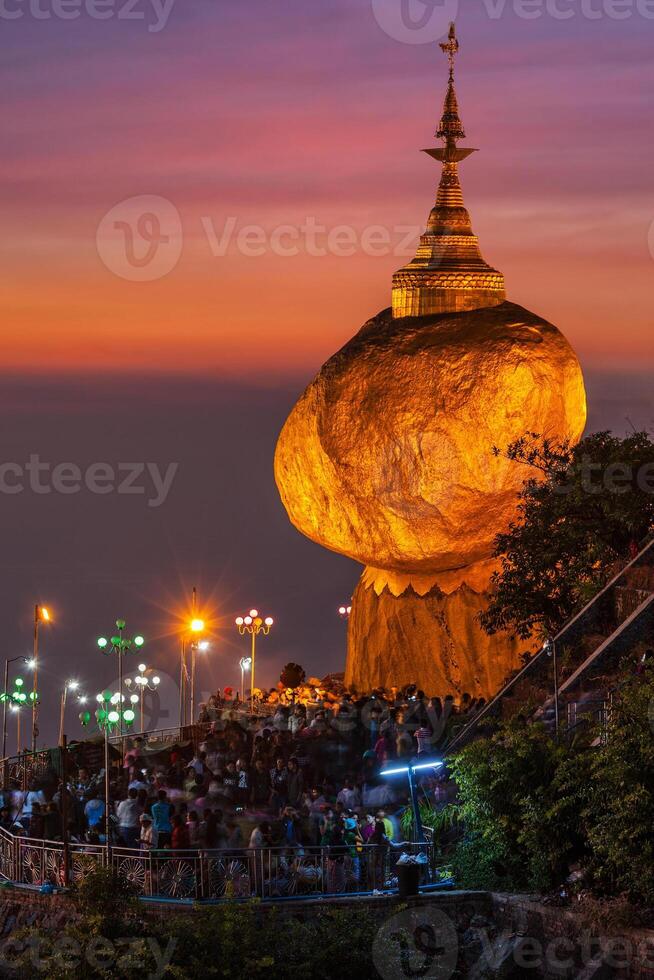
top-left (116, 789), bottom-right (143, 848)
top-left (336, 778), bottom-right (361, 810)
top-left (19, 782), bottom-right (46, 831)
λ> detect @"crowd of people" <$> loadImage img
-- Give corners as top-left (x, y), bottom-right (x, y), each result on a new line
top-left (0, 684), bottom-right (482, 863)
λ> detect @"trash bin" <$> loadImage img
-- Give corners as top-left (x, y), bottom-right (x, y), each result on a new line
top-left (397, 862), bottom-right (421, 898)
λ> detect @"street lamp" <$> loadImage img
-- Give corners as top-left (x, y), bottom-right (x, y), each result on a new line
top-left (239, 656), bottom-right (252, 702)
top-left (179, 587), bottom-right (207, 728)
top-left (96, 619), bottom-right (145, 736)
top-left (189, 625), bottom-right (208, 725)
top-left (1, 658), bottom-right (36, 758)
top-left (544, 637), bottom-right (560, 738)
top-left (32, 604), bottom-right (51, 753)
top-left (59, 680), bottom-right (86, 746)
top-left (126, 664), bottom-right (161, 731)
top-left (380, 759), bottom-right (443, 845)
top-left (338, 604), bottom-right (352, 621)
top-left (2, 657), bottom-right (24, 758)
top-left (235, 610), bottom-right (273, 713)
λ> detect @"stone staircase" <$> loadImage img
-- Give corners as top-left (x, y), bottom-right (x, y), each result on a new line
top-left (446, 534), bottom-right (654, 752)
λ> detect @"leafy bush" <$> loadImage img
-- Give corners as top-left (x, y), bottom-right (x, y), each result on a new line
top-left (448, 720), bottom-right (583, 893)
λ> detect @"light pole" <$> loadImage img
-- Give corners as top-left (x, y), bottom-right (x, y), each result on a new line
top-left (239, 656), bottom-right (252, 702)
top-left (95, 690), bottom-right (137, 845)
top-left (2, 673), bottom-right (37, 757)
top-left (380, 759), bottom-right (443, 845)
top-left (97, 620), bottom-right (145, 736)
top-left (190, 627), bottom-right (209, 724)
top-left (59, 680), bottom-right (86, 746)
top-left (544, 637), bottom-right (560, 739)
top-left (32, 604), bottom-right (50, 753)
top-left (126, 664), bottom-right (161, 731)
top-left (180, 615), bottom-right (206, 727)
top-left (235, 610), bottom-right (273, 713)
top-left (2, 656), bottom-right (33, 759)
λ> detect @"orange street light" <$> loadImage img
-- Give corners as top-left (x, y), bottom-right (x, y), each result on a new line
top-left (32, 603), bottom-right (52, 753)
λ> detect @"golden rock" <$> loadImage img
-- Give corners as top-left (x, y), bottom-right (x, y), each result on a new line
top-left (274, 300), bottom-right (586, 576)
top-left (274, 24), bottom-right (587, 697)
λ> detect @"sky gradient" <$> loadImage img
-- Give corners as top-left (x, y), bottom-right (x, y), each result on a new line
top-left (1, 0), bottom-right (653, 746)
top-left (2, 0), bottom-right (653, 373)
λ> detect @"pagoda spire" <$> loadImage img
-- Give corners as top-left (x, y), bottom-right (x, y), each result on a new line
top-left (436, 23), bottom-right (465, 143)
top-left (391, 23), bottom-right (506, 319)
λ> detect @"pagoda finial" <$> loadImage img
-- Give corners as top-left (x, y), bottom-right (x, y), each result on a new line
top-left (439, 22), bottom-right (459, 81)
top-left (436, 23), bottom-right (465, 144)
top-left (391, 22), bottom-right (506, 319)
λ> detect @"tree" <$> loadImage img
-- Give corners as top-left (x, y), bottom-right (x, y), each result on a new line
top-left (578, 665), bottom-right (654, 904)
top-left (448, 720), bottom-right (582, 892)
top-left (280, 662), bottom-right (306, 690)
top-left (480, 431), bottom-right (654, 640)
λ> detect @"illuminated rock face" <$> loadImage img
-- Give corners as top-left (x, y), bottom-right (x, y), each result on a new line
top-left (275, 301), bottom-right (586, 575)
top-left (346, 561), bottom-right (526, 696)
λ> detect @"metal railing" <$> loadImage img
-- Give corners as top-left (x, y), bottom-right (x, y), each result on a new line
top-left (446, 533), bottom-right (654, 753)
top-left (0, 749), bottom-right (53, 791)
top-left (0, 828), bottom-right (438, 902)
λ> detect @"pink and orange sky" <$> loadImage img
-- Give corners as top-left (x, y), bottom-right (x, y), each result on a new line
top-left (2, 0), bottom-right (652, 375)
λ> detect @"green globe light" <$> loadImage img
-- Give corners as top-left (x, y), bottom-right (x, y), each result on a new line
top-left (102, 690), bottom-right (112, 702)
top-left (18, 693), bottom-right (27, 702)
top-left (134, 635), bottom-right (145, 647)
top-left (97, 637), bottom-right (108, 649)
top-left (29, 691), bottom-right (38, 702)
top-left (107, 710), bottom-right (120, 724)
top-left (15, 678), bottom-right (23, 688)
top-left (123, 709), bottom-right (135, 724)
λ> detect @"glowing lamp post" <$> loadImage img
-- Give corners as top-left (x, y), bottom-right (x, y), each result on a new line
top-left (32, 604), bottom-right (51, 753)
top-left (338, 604), bottom-right (352, 621)
top-left (125, 664), bottom-right (161, 731)
top-left (96, 620), bottom-right (145, 736)
top-left (235, 610), bottom-right (273, 713)
top-left (1, 670), bottom-right (37, 756)
top-left (189, 622), bottom-right (209, 725)
top-left (179, 601), bottom-right (208, 728)
top-left (2, 656), bottom-right (34, 758)
top-left (379, 759), bottom-right (443, 845)
top-left (239, 656), bottom-right (252, 702)
top-left (59, 680), bottom-right (86, 746)
top-left (95, 690), bottom-right (137, 844)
